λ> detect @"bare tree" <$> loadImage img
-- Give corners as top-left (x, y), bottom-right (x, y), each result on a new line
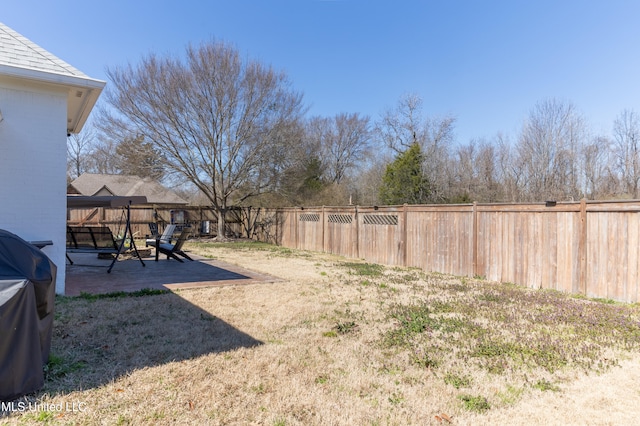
top-left (375, 93), bottom-right (455, 202)
top-left (376, 93), bottom-right (425, 154)
top-left (451, 142), bottom-right (475, 202)
top-left (613, 109), bottom-right (640, 198)
top-left (516, 98), bottom-right (586, 201)
top-left (86, 137), bottom-right (120, 175)
top-left (422, 115), bottom-right (456, 202)
top-left (307, 112), bottom-right (371, 184)
top-left (351, 156), bottom-right (389, 205)
top-left (494, 133), bottom-right (526, 202)
top-left (67, 126), bottom-right (97, 181)
top-left (581, 136), bottom-right (617, 199)
top-left (102, 40), bottom-right (305, 237)
top-left (451, 139), bottom-right (502, 202)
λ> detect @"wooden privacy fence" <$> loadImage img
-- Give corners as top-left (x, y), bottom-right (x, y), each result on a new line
top-left (67, 205), bottom-right (248, 240)
top-left (255, 200), bottom-right (640, 303)
top-left (67, 200), bottom-right (640, 302)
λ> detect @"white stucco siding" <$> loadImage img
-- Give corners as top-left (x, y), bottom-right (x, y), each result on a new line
top-left (0, 79), bottom-right (68, 293)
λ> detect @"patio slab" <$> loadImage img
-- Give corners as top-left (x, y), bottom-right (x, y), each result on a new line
top-left (64, 250), bottom-right (279, 296)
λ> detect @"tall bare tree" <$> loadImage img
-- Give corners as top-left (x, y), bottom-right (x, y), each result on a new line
top-left (451, 139), bottom-right (502, 202)
top-left (350, 156), bottom-right (389, 205)
top-left (494, 133), bottom-right (525, 202)
top-left (613, 109), bottom-right (640, 198)
top-left (67, 126), bottom-right (97, 181)
top-left (516, 98), bottom-right (586, 201)
top-left (581, 136), bottom-right (617, 199)
top-left (86, 137), bottom-right (120, 175)
top-left (375, 93), bottom-right (425, 154)
top-left (307, 112), bottom-right (371, 184)
top-left (101, 40), bottom-right (305, 237)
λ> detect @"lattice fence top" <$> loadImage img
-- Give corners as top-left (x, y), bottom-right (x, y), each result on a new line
top-left (327, 214), bottom-right (353, 224)
top-left (299, 213), bottom-right (320, 222)
top-left (362, 214), bottom-right (398, 225)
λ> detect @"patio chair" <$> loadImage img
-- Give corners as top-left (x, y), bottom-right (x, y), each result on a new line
top-left (146, 224), bottom-right (176, 247)
top-left (66, 225), bottom-right (146, 272)
top-left (66, 226), bottom-right (119, 260)
top-left (156, 227), bottom-right (193, 262)
top-left (147, 222), bottom-right (159, 238)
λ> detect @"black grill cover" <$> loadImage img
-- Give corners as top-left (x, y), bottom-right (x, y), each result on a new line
top-left (0, 229), bottom-right (56, 401)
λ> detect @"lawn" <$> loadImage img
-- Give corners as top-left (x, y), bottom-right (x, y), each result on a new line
top-left (3, 241), bottom-right (640, 425)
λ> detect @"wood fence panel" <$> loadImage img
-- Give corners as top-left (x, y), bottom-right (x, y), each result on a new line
top-left (555, 212), bottom-right (574, 294)
top-left (263, 209), bottom-right (281, 245)
top-left (476, 207), bottom-right (580, 293)
top-left (405, 206), bottom-right (474, 276)
top-left (614, 214), bottom-right (628, 301)
top-left (536, 212), bottom-right (548, 289)
top-left (627, 214), bottom-right (640, 303)
top-left (276, 209), bottom-right (296, 247)
top-left (324, 207), bottom-right (358, 258)
top-left (586, 210), bottom-right (640, 302)
top-left (357, 206), bottom-right (404, 266)
top-left (588, 212), bottom-right (605, 299)
top-left (68, 207), bottom-right (155, 238)
top-left (297, 208), bottom-right (323, 252)
top-left (476, 211), bottom-right (498, 281)
top-left (405, 208), bottom-right (427, 271)
top-left (590, 212), bottom-right (613, 299)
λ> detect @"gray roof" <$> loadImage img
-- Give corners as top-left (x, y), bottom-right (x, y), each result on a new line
top-left (69, 174), bottom-right (188, 205)
top-left (0, 23), bottom-right (88, 77)
top-left (0, 22), bottom-right (105, 133)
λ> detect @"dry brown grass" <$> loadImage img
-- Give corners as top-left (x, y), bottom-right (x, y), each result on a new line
top-left (3, 241), bottom-right (640, 425)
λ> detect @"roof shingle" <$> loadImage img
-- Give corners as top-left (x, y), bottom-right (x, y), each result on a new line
top-left (0, 22), bottom-right (89, 78)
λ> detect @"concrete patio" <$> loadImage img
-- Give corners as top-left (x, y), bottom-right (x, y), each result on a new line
top-left (64, 249), bottom-right (279, 296)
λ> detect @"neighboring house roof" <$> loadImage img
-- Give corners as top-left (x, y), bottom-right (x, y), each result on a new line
top-left (68, 173), bottom-right (188, 205)
top-left (0, 22), bottom-right (105, 133)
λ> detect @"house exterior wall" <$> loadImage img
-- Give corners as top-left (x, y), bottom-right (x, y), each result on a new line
top-left (0, 77), bottom-right (68, 293)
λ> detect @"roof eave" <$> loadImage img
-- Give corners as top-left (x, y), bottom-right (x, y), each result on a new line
top-left (67, 85), bottom-right (103, 134)
top-left (0, 64), bottom-right (106, 134)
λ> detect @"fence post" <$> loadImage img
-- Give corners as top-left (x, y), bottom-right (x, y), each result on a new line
top-left (295, 208), bottom-right (299, 250)
top-left (274, 209), bottom-right (279, 245)
top-left (320, 205), bottom-right (327, 253)
top-left (355, 205), bottom-right (360, 259)
top-left (578, 198), bottom-right (587, 295)
top-left (472, 201), bottom-right (478, 278)
top-left (402, 203), bottom-right (408, 266)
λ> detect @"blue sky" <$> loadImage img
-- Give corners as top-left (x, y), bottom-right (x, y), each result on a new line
top-left (4, 0), bottom-right (640, 144)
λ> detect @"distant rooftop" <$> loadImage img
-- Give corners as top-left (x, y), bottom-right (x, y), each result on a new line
top-left (68, 174), bottom-right (188, 205)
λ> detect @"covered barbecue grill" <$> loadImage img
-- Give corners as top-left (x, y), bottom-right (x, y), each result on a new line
top-left (0, 229), bottom-right (56, 401)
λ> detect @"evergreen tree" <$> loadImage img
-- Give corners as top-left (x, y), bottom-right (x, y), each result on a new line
top-left (300, 157), bottom-right (325, 196)
top-left (379, 143), bottom-right (431, 205)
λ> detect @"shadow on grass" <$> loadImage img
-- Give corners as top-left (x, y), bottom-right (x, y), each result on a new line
top-left (40, 290), bottom-right (262, 396)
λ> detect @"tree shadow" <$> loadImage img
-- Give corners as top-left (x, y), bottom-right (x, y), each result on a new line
top-left (38, 291), bottom-right (263, 397)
